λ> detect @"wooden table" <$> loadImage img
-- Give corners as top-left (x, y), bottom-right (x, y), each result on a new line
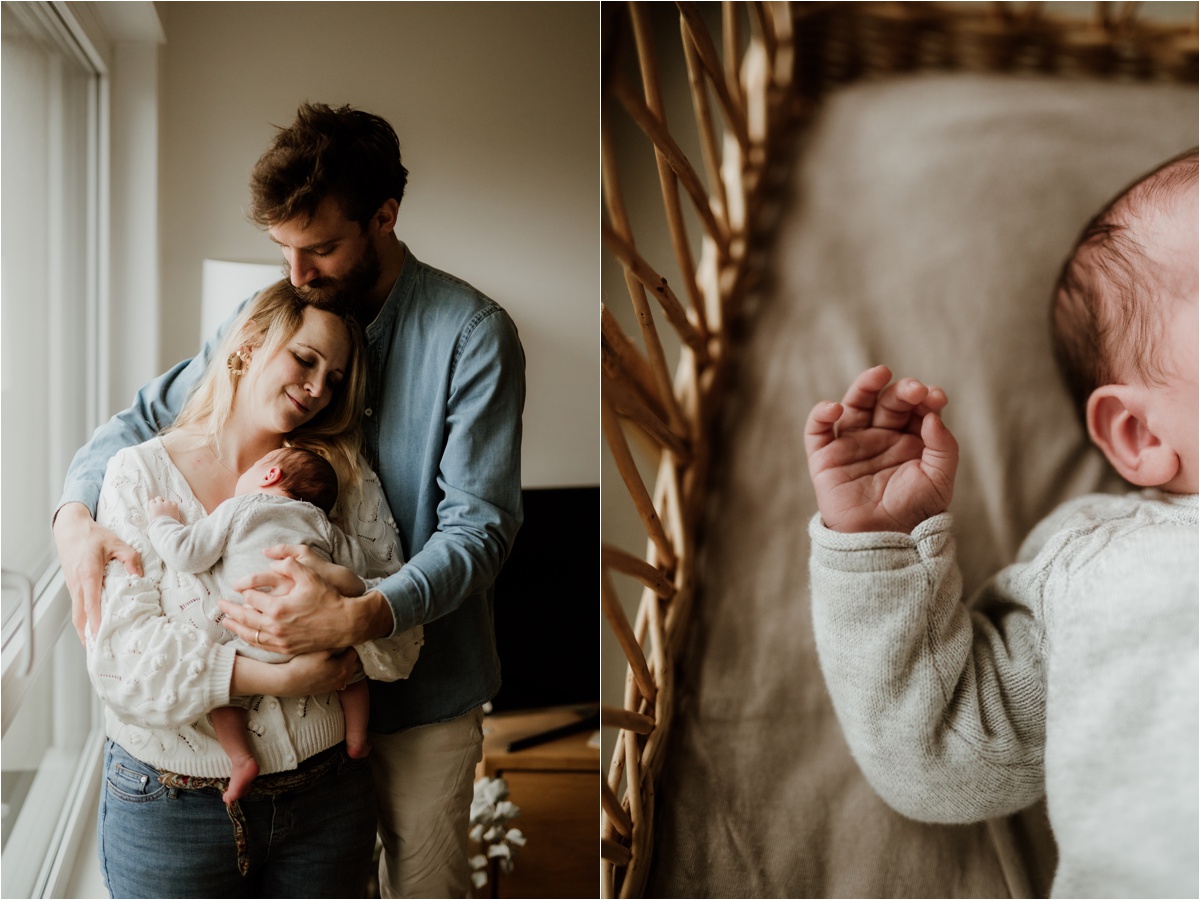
top-left (474, 706), bottom-right (599, 899)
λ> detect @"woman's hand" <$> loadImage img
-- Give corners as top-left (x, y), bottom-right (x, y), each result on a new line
top-left (53, 502), bottom-right (143, 642)
top-left (263, 544), bottom-right (366, 596)
top-left (276, 647), bottom-right (361, 696)
top-left (805, 365), bottom-right (958, 534)
top-left (233, 647), bottom-right (361, 697)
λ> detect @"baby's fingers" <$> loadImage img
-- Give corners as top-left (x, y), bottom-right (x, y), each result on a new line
top-left (837, 365), bottom-right (894, 431)
top-left (908, 386), bottom-right (948, 433)
top-left (918, 412), bottom-right (959, 489)
top-left (921, 386), bottom-right (948, 414)
top-left (873, 377), bottom-right (932, 430)
top-left (804, 400), bottom-right (844, 458)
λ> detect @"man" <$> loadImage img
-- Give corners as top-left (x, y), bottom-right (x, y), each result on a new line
top-left (53, 103), bottom-right (525, 898)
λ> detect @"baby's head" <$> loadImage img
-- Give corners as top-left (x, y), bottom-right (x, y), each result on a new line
top-left (235, 446), bottom-right (340, 514)
top-left (1051, 148), bottom-right (1198, 494)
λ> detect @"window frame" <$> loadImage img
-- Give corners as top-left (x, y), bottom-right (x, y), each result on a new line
top-left (0, 2), bottom-right (112, 895)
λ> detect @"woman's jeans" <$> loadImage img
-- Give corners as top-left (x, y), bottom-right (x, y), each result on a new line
top-left (98, 739), bottom-right (377, 898)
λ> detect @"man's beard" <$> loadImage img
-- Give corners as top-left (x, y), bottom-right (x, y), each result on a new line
top-left (287, 239), bottom-right (381, 312)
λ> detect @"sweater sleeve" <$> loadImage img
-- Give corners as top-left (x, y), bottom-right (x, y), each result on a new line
top-left (86, 446), bottom-right (237, 729)
top-left (333, 467), bottom-right (423, 682)
top-left (146, 507), bottom-right (233, 575)
top-left (808, 512), bottom-right (1047, 824)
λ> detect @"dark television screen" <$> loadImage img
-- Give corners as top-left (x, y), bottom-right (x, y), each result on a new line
top-left (489, 485), bottom-right (599, 712)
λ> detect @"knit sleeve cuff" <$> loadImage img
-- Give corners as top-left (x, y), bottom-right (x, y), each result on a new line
top-left (808, 511), bottom-right (953, 569)
top-left (205, 640), bottom-right (238, 709)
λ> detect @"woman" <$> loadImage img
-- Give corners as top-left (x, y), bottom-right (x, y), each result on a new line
top-left (86, 283), bottom-right (418, 898)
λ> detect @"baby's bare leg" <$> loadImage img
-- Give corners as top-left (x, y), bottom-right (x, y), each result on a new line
top-left (340, 680), bottom-right (371, 758)
top-left (210, 705), bottom-right (259, 804)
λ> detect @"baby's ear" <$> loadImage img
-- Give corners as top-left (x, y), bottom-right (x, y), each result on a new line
top-left (260, 466), bottom-right (283, 488)
top-left (1086, 384), bottom-right (1180, 487)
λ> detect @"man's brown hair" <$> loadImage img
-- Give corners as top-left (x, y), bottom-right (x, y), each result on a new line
top-left (248, 103), bottom-right (409, 229)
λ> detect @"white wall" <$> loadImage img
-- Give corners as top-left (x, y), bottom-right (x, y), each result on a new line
top-left (156, 2), bottom-right (598, 488)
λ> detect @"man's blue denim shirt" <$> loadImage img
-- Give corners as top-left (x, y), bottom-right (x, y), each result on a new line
top-left (59, 245), bottom-right (525, 732)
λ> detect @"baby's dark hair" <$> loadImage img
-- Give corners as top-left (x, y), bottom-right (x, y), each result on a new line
top-left (1051, 148), bottom-right (1198, 423)
top-left (274, 447), bottom-right (339, 514)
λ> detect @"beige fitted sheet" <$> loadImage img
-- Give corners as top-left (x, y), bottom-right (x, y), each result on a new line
top-left (646, 73), bottom-right (1197, 898)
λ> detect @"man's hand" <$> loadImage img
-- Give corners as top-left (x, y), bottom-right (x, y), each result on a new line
top-left (805, 365), bottom-right (958, 534)
top-left (148, 497), bottom-right (182, 523)
top-left (220, 556), bottom-right (391, 656)
top-left (53, 502), bottom-right (143, 643)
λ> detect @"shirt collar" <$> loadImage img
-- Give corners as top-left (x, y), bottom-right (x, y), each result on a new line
top-left (366, 242), bottom-right (416, 344)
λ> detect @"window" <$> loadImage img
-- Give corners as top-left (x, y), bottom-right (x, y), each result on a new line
top-left (1, 0), bottom-right (97, 582)
top-left (1, 2), bottom-right (104, 896)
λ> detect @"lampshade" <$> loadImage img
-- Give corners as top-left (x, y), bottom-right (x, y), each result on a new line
top-left (199, 259), bottom-right (281, 348)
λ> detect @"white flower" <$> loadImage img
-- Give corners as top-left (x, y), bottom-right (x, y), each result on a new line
top-left (469, 798), bottom-right (491, 822)
top-left (468, 775), bottom-right (525, 889)
top-left (494, 800), bottom-right (520, 820)
top-left (478, 776), bottom-right (508, 804)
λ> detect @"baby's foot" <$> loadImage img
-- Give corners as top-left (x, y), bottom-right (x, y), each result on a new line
top-left (223, 754), bottom-right (259, 804)
top-left (345, 734), bottom-right (372, 759)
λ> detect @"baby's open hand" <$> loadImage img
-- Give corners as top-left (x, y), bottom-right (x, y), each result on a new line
top-left (805, 365), bottom-right (958, 533)
top-left (148, 496), bottom-right (182, 523)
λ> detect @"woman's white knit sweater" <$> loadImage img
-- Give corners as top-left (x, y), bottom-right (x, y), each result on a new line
top-left (809, 490), bottom-right (1197, 898)
top-left (86, 438), bottom-right (423, 777)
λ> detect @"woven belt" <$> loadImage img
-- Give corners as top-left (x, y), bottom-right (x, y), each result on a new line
top-left (157, 744), bottom-right (343, 877)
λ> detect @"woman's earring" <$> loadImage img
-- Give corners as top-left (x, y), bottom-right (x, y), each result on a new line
top-left (227, 349), bottom-right (250, 376)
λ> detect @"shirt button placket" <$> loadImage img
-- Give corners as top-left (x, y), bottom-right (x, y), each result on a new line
top-left (365, 339), bottom-right (384, 463)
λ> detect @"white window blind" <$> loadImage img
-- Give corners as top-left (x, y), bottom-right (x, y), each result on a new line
top-left (1, 3), bottom-right (104, 896)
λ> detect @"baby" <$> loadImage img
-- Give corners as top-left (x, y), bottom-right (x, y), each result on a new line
top-left (147, 446), bottom-right (376, 804)
top-left (804, 149), bottom-right (1197, 897)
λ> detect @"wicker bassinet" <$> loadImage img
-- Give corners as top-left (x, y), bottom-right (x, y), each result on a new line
top-left (600, 3), bottom-right (1198, 897)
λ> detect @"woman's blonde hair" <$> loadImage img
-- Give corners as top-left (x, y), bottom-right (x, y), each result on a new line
top-left (170, 280), bottom-right (368, 490)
